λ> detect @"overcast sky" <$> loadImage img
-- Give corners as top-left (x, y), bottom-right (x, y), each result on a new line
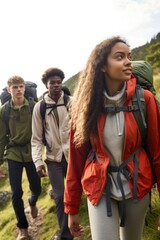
top-left (0, 0), bottom-right (160, 96)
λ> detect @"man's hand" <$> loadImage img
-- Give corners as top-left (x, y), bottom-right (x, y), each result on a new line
top-left (0, 165), bottom-right (5, 179)
top-left (36, 165), bottom-right (47, 177)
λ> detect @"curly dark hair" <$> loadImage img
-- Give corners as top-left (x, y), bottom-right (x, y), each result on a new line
top-left (41, 68), bottom-right (65, 85)
top-left (71, 36), bottom-right (129, 146)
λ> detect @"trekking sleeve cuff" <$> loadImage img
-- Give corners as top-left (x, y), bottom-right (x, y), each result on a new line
top-left (34, 159), bottom-right (44, 169)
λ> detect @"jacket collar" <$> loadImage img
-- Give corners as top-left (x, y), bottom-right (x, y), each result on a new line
top-left (43, 91), bottom-right (64, 104)
top-left (125, 76), bottom-right (136, 102)
top-left (96, 76), bottom-right (137, 145)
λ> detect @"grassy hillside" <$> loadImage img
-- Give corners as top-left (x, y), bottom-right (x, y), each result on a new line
top-left (65, 32), bottom-right (160, 93)
top-left (132, 32), bottom-right (160, 74)
top-left (64, 72), bottom-right (80, 95)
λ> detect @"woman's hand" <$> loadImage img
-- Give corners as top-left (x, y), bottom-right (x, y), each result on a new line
top-left (68, 214), bottom-right (84, 237)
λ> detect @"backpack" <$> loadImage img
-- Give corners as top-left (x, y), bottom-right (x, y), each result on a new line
top-left (131, 60), bottom-right (159, 144)
top-left (40, 86), bottom-right (71, 147)
top-left (0, 81), bottom-right (38, 138)
top-left (132, 60), bottom-right (156, 95)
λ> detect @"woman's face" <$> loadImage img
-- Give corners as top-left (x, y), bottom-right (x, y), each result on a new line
top-left (102, 42), bottom-right (132, 84)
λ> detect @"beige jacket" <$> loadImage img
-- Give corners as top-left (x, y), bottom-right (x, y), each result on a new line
top-left (31, 91), bottom-right (70, 169)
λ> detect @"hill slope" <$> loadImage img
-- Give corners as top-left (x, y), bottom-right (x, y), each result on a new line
top-left (65, 32), bottom-right (160, 93)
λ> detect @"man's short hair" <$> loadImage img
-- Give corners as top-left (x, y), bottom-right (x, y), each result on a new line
top-left (41, 68), bottom-right (65, 85)
top-left (7, 75), bottom-right (25, 87)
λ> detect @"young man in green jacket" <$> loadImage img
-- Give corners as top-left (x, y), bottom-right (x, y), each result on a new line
top-left (0, 76), bottom-right (41, 240)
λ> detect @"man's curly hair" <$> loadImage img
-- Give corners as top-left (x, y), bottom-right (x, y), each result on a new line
top-left (41, 68), bottom-right (65, 85)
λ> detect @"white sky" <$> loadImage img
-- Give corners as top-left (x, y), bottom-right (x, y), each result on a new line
top-left (0, 0), bottom-right (160, 96)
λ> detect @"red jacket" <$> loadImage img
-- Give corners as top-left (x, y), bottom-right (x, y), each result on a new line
top-left (64, 77), bottom-right (160, 215)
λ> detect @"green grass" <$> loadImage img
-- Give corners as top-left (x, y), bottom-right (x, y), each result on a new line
top-left (154, 74), bottom-right (160, 100)
top-left (1, 165), bottom-right (160, 240)
top-left (142, 188), bottom-right (160, 240)
top-left (0, 165), bottom-right (57, 239)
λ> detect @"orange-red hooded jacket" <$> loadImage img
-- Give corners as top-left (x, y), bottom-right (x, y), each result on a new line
top-left (64, 77), bottom-right (160, 215)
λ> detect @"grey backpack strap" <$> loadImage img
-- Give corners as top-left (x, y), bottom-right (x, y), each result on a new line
top-left (40, 100), bottom-right (47, 146)
top-left (132, 85), bottom-right (147, 144)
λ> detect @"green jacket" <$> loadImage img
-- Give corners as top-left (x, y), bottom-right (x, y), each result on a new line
top-left (0, 99), bottom-right (33, 164)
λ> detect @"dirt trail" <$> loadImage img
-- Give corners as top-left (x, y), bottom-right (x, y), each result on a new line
top-left (19, 206), bottom-right (44, 240)
top-left (27, 209), bottom-right (43, 240)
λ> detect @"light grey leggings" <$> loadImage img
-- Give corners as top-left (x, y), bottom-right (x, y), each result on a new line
top-left (87, 193), bottom-right (149, 240)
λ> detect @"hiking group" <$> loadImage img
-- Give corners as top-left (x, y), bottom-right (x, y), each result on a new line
top-left (0, 35), bottom-right (160, 240)
top-left (0, 68), bottom-right (72, 240)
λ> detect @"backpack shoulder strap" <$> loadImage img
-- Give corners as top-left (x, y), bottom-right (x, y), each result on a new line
top-left (63, 94), bottom-right (70, 106)
top-left (63, 94), bottom-right (70, 111)
top-left (103, 85), bottom-right (147, 145)
top-left (1, 100), bottom-right (11, 136)
top-left (132, 85), bottom-right (147, 145)
top-left (40, 100), bottom-right (46, 121)
top-left (39, 95), bottom-right (68, 122)
top-left (40, 100), bottom-right (47, 146)
top-left (132, 85), bottom-right (153, 217)
top-left (39, 95), bottom-right (69, 146)
top-left (2, 99), bottom-right (35, 136)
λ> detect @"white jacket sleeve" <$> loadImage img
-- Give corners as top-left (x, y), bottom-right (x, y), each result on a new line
top-left (31, 101), bottom-right (44, 169)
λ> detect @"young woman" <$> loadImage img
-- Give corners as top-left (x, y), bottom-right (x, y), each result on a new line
top-left (64, 36), bottom-right (160, 240)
